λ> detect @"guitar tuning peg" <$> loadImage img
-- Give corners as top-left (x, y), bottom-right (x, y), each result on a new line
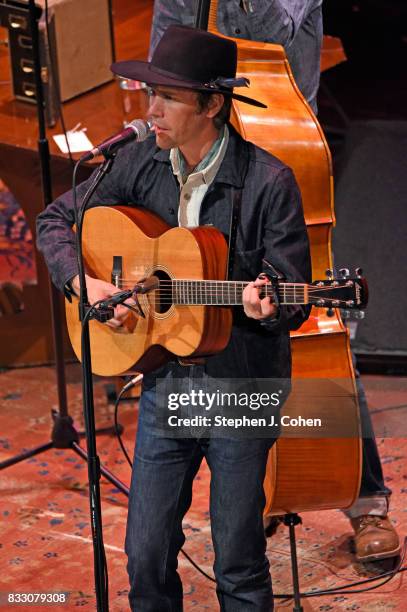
top-left (339, 268), bottom-right (350, 279)
top-left (325, 268), bottom-right (333, 279)
top-left (355, 267), bottom-right (363, 278)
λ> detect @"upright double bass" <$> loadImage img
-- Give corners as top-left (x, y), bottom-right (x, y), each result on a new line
top-left (197, 0), bottom-right (361, 514)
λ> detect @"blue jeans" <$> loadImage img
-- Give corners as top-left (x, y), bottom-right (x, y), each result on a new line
top-left (125, 384), bottom-right (275, 611)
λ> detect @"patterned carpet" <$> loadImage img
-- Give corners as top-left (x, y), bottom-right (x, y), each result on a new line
top-left (0, 364), bottom-right (406, 611)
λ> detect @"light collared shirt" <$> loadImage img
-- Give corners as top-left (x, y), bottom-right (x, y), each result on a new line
top-left (170, 125), bottom-right (229, 227)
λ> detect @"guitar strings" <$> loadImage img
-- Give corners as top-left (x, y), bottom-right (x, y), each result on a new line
top-left (117, 279), bottom-right (350, 291)
top-left (109, 295), bottom-right (353, 306)
top-left (110, 280), bottom-right (355, 305)
top-left (116, 282), bottom-right (350, 293)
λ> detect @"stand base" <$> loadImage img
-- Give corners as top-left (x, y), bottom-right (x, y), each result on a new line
top-left (283, 513), bottom-right (305, 612)
top-left (0, 409), bottom-right (129, 497)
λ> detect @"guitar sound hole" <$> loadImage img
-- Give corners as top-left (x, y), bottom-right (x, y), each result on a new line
top-left (150, 270), bottom-right (172, 314)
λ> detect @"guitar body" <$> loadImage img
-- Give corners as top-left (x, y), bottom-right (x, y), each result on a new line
top-left (65, 206), bottom-right (232, 376)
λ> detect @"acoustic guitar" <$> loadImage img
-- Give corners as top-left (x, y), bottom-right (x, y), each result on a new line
top-left (65, 205), bottom-right (367, 378)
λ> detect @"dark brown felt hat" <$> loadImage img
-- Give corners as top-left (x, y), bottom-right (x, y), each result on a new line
top-left (111, 25), bottom-right (266, 108)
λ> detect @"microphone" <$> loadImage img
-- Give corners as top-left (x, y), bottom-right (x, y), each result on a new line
top-left (80, 119), bottom-right (152, 162)
top-left (98, 289), bottom-right (134, 309)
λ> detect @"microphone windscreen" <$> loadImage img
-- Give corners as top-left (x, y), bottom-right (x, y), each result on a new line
top-left (128, 119), bottom-right (152, 141)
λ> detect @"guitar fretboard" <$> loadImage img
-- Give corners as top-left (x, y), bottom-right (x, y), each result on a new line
top-left (168, 280), bottom-right (308, 306)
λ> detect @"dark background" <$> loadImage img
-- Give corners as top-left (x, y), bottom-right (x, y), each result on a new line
top-left (321, 0), bottom-right (407, 122)
top-left (319, 1), bottom-right (407, 371)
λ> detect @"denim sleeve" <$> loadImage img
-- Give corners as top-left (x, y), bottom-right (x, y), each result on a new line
top-left (261, 166), bottom-right (312, 331)
top-left (225, 0), bottom-right (320, 47)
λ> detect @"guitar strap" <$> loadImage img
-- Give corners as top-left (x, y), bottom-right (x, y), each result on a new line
top-left (226, 187), bottom-right (242, 280)
top-left (226, 141), bottom-right (251, 280)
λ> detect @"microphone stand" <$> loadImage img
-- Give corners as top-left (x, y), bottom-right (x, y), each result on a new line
top-left (0, 3), bottom-right (129, 609)
top-left (70, 156), bottom-right (118, 612)
top-left (70, 147), bottom-right (151, 610)
top-left (0, 2), bottom-right (129, 489)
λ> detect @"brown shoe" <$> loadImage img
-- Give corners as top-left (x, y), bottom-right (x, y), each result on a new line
top-left (351, 515), bottom-right (401, 562)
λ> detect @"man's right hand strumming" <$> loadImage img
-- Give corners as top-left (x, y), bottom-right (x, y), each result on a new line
top-left (70, 274), bottom-right (135, 329)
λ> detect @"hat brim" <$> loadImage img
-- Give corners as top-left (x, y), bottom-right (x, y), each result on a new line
top-left (111, 60), bottom-right (267, 109)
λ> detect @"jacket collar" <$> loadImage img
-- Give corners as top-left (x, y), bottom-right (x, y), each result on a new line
top-left (152, 123), bottom-right (249, 188)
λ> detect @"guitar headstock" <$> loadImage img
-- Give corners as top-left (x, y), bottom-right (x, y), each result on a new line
top-left (309, 268), bottom-right (368, 310)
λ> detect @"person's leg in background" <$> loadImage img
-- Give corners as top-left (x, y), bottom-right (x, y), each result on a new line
top-left (343, 373), bottom-right (401, 562)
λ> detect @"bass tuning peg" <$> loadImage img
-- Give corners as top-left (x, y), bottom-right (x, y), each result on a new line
top-left (339, 268), bottom-right (350, 278)
top-left (355, 267), bottom-right (363, 277)
top-left (325, 268), bottom-right (333, 279)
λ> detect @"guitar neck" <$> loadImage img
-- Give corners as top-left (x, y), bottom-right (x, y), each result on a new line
top-left (167, 277), bottom-right (365, 310)
top-left (172, 280), bottom-right (306, 306)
